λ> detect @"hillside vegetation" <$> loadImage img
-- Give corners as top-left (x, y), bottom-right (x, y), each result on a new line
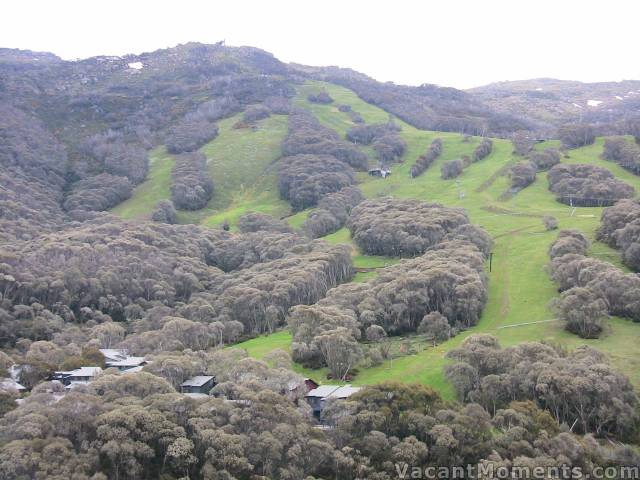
top-left (109, 81), bottom-right (640, 395)
top-left (3, 43), bottom-right (640, 479)
top-left (220, 81), bottom-right (640, 394)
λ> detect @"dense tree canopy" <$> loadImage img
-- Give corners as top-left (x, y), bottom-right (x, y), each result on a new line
top-left (0, 218), bottom-right (354, 348)
top-left (548, 229), bottom-right (640, 335)
top-left (559, 124), bottom-right (596, 148)
top-left (302, 186), bottom-right (364, 238)
top-left (2, 44), bottom-right (640, 480)
top-left (170, 152), bottom-right (214, 210)
top-left (81, 130), bottom-right (150, 184)
top-left (347, 198), bottom-right (479, 257)
top-left (319, 69), bottom-right (536, 135)
top-left (166, 97), bottom-right (239, 153)
top-left (290, 234), bottom-right (489, 370)
top-left (346, 121), bottom-right (406, 164)
top-left (547, 163), bottom-right (635, 206)
top-left (64, 173), bottom-right (133, 213)
top-left (278, 154), bottom-right (356, 211)
top-left (528, 148), bottom-right (561, 171)
top-left (602, 136), bottom-right (640, 175)
top-left (446, 335), bottom-right (639, 438)
top-left (509, 161), bottom-right (537, 189)
top-left (282, 109), bottom-right (368, 170)
top-left (597, 198), bottom-right (640, 271)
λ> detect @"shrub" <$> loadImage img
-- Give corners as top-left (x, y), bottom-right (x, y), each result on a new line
top-left (238, 212), bottom-right (293, 233)
top-left (410, 138), bottom-right (443, 178)
top-left (307, 91), bottom-right (333, 104)
top-left (243, 105), bottom-right (271, 123)
top-left (441, 159), bottom-right (463, 179)
top-left (528, 148), bottom-right (561, 171)
top-left (509, 161), bottom-right (537, 189)
top-left (558, 124), bottom-right (595, 149)
top-left (473, 138), bottom-right (493, 162)
top-left (543, 215), bottom-right (558, 231)
top-left (151, 200), bottom-right (178, 224)
top-left (263, 96), bottom-right (291, 114)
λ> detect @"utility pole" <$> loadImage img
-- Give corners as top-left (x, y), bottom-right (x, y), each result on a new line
top-left (489, 252), bottom-right (494, 272)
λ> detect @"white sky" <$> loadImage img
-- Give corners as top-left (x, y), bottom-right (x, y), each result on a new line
top-left (2, 0), bottom-right (639, 89)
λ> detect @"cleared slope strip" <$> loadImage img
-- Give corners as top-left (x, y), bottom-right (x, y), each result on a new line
top-left (236, 80), bottom-right (640, 396)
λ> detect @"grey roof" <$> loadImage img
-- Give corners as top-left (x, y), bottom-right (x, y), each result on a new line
top-left (108, 357), bottom-right (146, 367)
top-left (57, 367), bottom-right (102, 378)
top-left (0, 378), bottom-right (26, 391)
top-left (306, 384), bottom-right (361, 399)
top-left (328, 385), bottom-right (361, 399)
top-left (181, 375), bottom-right (215, 387)
top-left (306, 385), bottom-right (341, 398)
top-left (99, 349), bottom-right (128, 361)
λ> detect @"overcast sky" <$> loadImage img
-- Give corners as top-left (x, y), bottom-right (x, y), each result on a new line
top-left (2, 0), bottom-right (639, 89)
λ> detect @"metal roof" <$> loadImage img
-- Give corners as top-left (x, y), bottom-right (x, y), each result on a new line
top-left (57, 367), bottom-right (102, 377)
top-left (306, 385), bottom-right (341, 398)
top-left (328, 385), bottom-right (361, 399)
top-left (0, 378), bottom-right (26, 391)
top-left (306, 384), bottom-right (361, 399)
top-left (181, 375), bottom-right (215, 387)
top-left (107, 357), bottom-right (146, 367)
top-left (99, 349), bottom-right (128, 361)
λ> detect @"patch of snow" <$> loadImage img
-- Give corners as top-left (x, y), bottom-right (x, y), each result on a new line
top-left (128, 62), bottom-right (143, 70)
top-left (587, 99), bottom-right (602, 107)
top-left (572, 103), bottom-right (583, 109)
top-left (615, 96), bottom-right (623, 100)
top-left (535, 87), bottom-right (543, 91)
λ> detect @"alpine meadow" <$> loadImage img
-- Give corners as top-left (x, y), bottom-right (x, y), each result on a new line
top-left (1, 37), bottom-right (640, 480)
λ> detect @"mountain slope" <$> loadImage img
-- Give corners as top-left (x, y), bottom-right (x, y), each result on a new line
top-left (223, 81), bottom-right (640, 392)
top-left (2, 43), bottom-right (640, 395)
top-left (470, 78), bottom-right (640, 130)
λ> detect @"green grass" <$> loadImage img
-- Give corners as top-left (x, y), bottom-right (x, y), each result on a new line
top-left (235, 330), bottom-right (293, 358)
top-left (112, 114), bottom-right (291, 226)
top-left (113, 80), bottom-right (640, 396)
top-left (111, 147), bottom-right (175, 219)
top-left (234, 81), bottom-right (640, 396)
top-left (185, 113), bottom-right (291, 226)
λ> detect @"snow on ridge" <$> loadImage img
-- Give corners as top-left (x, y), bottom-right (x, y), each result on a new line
top-left (128, 62), bottom-right (143, 70)
top-left (615, 96), bottom-right (623, 100)
top-left (572, 103), bottom-right (583, 109)
top-left (587, 99), bottom-right (602, 107)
